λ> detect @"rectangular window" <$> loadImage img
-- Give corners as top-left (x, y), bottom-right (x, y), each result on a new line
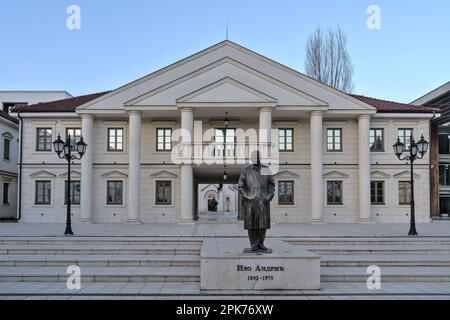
top-left (107, 181), bottom-right (123, 205)
top-left (399, 181), bottom-right (411, 205)
top-left (2, 103), bottom-right (14, 114)
top-left (278, 129), bottom-right (294, 151)
top-left (64, 181), bottom-right (81, 205)
top-left (155, 181), bottom-right (172, 205)
top-left (398, 128), bottom-right (413, 150)
top-left (439, 163), bottom-right (450, 186)
top-left (370, 129), bottom-right (384, 152)
top-left (327, 129), bottom-right (343, 152)
top-left (36, 128), bottom-right (52, 151)
top-left (156, 128), bottom-right (172, 151)
top-left (35, 181), bottom-right (51, 205)
top-left (3, 138), bottom-right (10, 160)
top-left (278, 181), bottom-right (294, 205)
top-left (66, 128), bottom-right (82, 151)
top-left (107, 128), bottom-right (123, 151)
top-left (2, 183), bottom-right (9, 204)
top-left (214, 128), bottom-right (236, 157)
top-left (327, 181), bottom-right (343, 205)
top-left (371, 181), bottom-right (385, 205)
top-left (439, 135), bottom-right (450, 155)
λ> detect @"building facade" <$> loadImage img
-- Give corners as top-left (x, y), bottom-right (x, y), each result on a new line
top-left (0, 91), bottom-right (72, 219)
top-left (412, 82), bottom-right (450, 219)
top-left (12, 41), bottom-right (439, 224)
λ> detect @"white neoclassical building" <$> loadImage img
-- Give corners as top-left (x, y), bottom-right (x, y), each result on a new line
top-left (11, 41), bottom-right (439, 224)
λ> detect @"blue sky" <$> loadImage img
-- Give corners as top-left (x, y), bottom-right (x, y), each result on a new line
top-left (1, 0), bottom-right (449, 102)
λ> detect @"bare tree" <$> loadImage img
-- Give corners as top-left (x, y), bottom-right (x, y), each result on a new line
top-left (305, 26), bottom-right (355, 93)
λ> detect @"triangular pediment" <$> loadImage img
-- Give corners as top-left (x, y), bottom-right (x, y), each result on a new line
top-left (177, 77), bottom-right (276, 105)
top-left (394, 171), bottom-right (420, 179)
top-left (274, 170), bottom-right (300, 179)
top-left (371, 171), bottom-right (391, 179)
top-left (76, 41), bottom-right (375, 113)
top-left (323, 171), bottom-right (349, 179)
top-left (2, 132), bottom-right (14, 139)
top-left (29, 170), bottom-right (56, 178)
top-left (59, 170), bottom-right (81, 178)
top-left (101, 170), bottom-right (128, 178)
top-left (150, 170), bottom-right (178, 179)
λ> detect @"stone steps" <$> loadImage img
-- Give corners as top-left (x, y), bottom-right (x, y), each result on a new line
top-left (286, 238), bottom-right (450, 246)
top-left (305, 244), bottom-right (450, 255)
top-left (0, 254), bottom-right (200, 267)
top-left (0, 237), bottom-right (202, 245)
top-left (0, 266), bottom-right (200, 283)
top-left (321, 266), bottom-right (450, 282)
top-left (0, 243), bottom-right (201, 255)
top-left (321, 254), bottom-right (450, 267)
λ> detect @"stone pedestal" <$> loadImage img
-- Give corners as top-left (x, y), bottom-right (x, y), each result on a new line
top-left (200, 238), bottom-right (320, 291)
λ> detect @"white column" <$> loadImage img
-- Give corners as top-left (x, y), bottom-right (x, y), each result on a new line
top-left (259, 107), bottom-right (273, 161)
top-left (127, 111), bottom-right (142, 224)
top-left (358, 114), bottom-right (372, 223)
top-left (310, 111), bottom-right (324, 223)
top-left (180, 108), bottom-right (194, 222)
top-left (80, 114), bottom-right (94, 223)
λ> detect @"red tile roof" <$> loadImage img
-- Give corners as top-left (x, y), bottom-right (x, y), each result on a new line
top-left (0, 109), bottom-right (19, 125)
top-left (351, 94), bottom-right (441, 113)
top-left (11, 91), bottom-right (111, 113)
top-left (11, 90), bottom-right (440, 114)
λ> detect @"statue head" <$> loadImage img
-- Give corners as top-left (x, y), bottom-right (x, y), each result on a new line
top-left (250, 150), bottom-right (261, 167)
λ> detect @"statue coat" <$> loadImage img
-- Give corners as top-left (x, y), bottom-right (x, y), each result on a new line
top-left (238, 164), bottom-right (275, 230)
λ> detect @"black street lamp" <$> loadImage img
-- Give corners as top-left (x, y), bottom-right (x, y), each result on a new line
top-left (53, 134), bottom-right (87, 235)
top-left (393, 134), bottom-right (429, 236)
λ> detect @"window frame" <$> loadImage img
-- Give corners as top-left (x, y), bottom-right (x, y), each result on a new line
top-left (214, 128), bottom-right (237, 157)
top-left (35, 180), bottom-right (51, 205)
top-left (398, 128), bottom-right (414, 150)
top-left (2, 183), bottom-right (9, 204)
top-left (107, 128), bottom-right (124, 152)
top-left (370, 181), bottom-right (385, 205)
top-left (155, 180), bottom-right (173, 205)
top-left (398, 181), bottom-right (411, 206)
top-left (3, 137), bottom-right (10, 160)
top-left (64, 180), bottom-right (81, 205)
top-left (327, 180), bottom-right (343, 205)
top-left (278, 180), bottom-right (295, 205)
top-left (106, 180), bottom-right (124, 205)
top-left (156, 128), bottom-right (173, 152)
top-left (65, 128), bottom-right (82, 152)
top-left (278, 128), bottom-right (294, 152)
top-left (326, 128), bottom-right (343, 152)
top-left (370, 128), bottom-right (385, 152)
top-left (36, 128), bottom-right (53, 152)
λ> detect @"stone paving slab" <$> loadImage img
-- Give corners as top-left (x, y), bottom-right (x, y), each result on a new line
top-left (1, 222), bottom-right (450, 238)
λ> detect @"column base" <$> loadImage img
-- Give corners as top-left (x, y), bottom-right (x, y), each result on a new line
top-left (311, 219), bottom-right (325, 224)
top-left (357, 218), bottom-right (375, 224)
top-left (178, 220), bottom-right (195, 226)
top-left (79, 218), bottom-right (92, 224)
top-left (126, 219), bottom-right (142, 225)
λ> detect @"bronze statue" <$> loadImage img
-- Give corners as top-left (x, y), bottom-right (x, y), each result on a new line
top-left (238, 151), bottom-right (275, 253)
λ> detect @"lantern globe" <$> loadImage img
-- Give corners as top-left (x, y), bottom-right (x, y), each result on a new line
top-left (393, 139), bottom-right (405, 158)
top-left (416, 135), bottom-right (429, 155)
top-left (53, 135), bottom-right (65, 155)
top-left (76, 137), bottom-right (88, 157)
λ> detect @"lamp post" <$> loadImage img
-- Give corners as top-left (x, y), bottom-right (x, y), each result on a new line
top-left (393, 134), bottom-right (429, 236)
top-left (53, 134), bottom-right (88, 235)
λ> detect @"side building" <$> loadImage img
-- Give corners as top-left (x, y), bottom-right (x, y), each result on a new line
top-left (0, 91), bottom-right (72, 219)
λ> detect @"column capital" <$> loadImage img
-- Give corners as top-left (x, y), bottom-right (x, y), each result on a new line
top-left (358, 114), bottom-right (372, 120)
top-left (80, 113), bottom-right (94, 119)
top-left (310, 110), bottom-right (323, 117)
top-left (127, 110), bottom-right (142, 116)
top-left (258, 106), bottom-right (274, 113)
top-left (179, 107), bottom-right (195, 113)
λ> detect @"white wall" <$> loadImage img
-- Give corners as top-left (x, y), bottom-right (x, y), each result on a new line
top-left (18, 115), bottom-right (432, 224)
